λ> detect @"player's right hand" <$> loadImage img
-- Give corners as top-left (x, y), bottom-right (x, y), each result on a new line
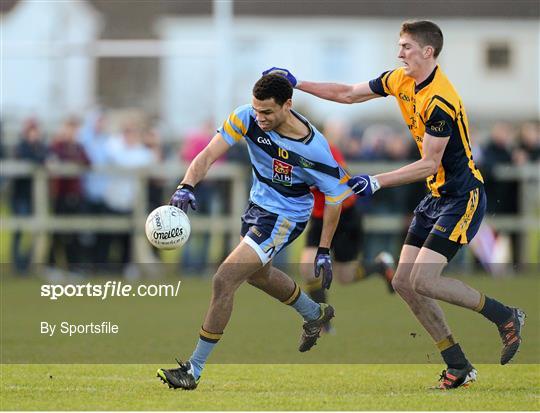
top-left (314, 247), bottom-right (333, 289)
top-left (262, 67), bottom-right (298, 87)
top-left (170, 184), bottom-right (198, 213)
top-left (347, 175), bottom-right (381, 198)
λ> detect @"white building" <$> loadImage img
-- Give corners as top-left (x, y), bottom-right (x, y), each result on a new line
top-left (2, 0), bottom-right (101, 126)
top-left (1, 0), bottom-right (538, 136)
top-left (158, 17), bottom-right (540, 132)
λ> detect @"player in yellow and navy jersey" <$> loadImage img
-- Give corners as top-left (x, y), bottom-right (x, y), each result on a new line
top-left (265, 20), bottom-right (525, 390)
top-left (157, 74), bottom-right (353, 390)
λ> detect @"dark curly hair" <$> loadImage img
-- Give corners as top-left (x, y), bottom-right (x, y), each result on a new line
top-left (252, 74), bottom-right (293, 106)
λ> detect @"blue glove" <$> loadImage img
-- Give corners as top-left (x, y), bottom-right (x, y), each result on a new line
top-left (170, 184), bottom-right (198, 213)
top-left (314, 247), bottom-right (333, 290)
top-left (347, 175), bottom-right (381, 198)
top-left (262, 67), bottom-right (298, 87)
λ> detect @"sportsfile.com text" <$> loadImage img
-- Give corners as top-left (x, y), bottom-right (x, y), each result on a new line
top-left (40, 281), bottom-right (182, 301)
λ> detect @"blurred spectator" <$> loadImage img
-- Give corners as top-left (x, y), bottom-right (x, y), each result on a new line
top-left (342, 124), bottom-right (364, 161)
top-left (320, 117), bottom-right (351, 154)
top-left (78, 110), bottom-right (112, 266)
top-left (11, 118), bottom-right (48, 273)
top-left (143, 125), bottom-right (165, 210)
top-left (481, 122), bottom-right (518, 214)
top-left (480, 122), bottom-right (521, 263)
top-left (515, 121), bottom-right (540, 163)
top-left (103, 120), bottom-right (156, 276)
top-left (356, 124), bottom-right (394, 161)
top-left (48, 117), bottom-right (89, 268)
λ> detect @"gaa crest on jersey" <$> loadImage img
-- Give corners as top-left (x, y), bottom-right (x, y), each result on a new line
top-left (272, 159), bottom-right (293, 186)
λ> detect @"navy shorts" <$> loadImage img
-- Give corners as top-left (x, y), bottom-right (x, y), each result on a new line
top-left (406, 186), bottom-right (486, 259)
top-left (241, 202), bottom-right (307, 264)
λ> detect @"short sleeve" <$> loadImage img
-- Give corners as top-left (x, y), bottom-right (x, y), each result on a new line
top-left (306, 162), bottom-right (353, 205)
top-left (369, 70), bottom-right (396, 97)
top-left (217, 104), bottom-right (251, 146)
top-left (323, 168), bottom-right (354, 205)
top-left (425, 98), bottom-right (455, 137)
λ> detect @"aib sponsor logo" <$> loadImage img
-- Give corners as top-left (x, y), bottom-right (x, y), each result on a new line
top-left (272, 159), bottom-right (293, 186)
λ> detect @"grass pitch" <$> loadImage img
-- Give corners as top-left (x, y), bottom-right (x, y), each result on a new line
top-left (1, 273), bottom-right (539, 410)
top-left (1, 363), bottom-right (539, 410)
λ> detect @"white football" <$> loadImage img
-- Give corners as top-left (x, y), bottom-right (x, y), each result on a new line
top-left (145, 205), bottom-right (191, 250)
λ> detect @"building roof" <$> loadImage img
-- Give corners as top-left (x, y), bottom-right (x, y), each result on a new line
top-left (2, 0), bottom-right (537, 40)
top-left (3, 0), bottom-right (538, 18)
top-left (235, 0), bottom-right (539, 18)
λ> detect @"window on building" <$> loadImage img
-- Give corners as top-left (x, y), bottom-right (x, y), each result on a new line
top-left (486, 43), bottom-right (512, 71)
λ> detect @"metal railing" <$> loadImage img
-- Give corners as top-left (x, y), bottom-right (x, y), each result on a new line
top-left (1, 160), bottom-right (538, 264)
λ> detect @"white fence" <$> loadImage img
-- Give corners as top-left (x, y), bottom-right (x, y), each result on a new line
top-left (1, 160), bottom-right (539, 264)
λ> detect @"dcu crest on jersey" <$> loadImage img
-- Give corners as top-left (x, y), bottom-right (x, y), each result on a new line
top-left (272, 159), bottom-right (293, 186)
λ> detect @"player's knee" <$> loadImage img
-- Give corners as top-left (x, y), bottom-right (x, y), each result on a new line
top-left (391, 270), bottom-right (412, 294)
top-left (212, 271), bottom-right (235, 299)
top-left (411, 273), bottom-right (430, 296)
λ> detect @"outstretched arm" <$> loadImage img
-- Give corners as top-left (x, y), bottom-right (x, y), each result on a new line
top-left (298, 80), bottom-right (380, 104)
top-left (375, 133), bottom-right (449, 188)
top-left (262, 67), bottom-right (380, 104)
top-left (348, 133), bottom-right (450, 197)
top-left (171, 133), bottom-right (231, 212)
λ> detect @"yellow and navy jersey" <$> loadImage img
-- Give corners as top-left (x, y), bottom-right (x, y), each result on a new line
top-left (369, 65), bottom-right (484, 197)
top-left (218, 104), bottom-right (353, 222)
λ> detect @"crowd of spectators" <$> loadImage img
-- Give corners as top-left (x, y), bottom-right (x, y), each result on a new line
top-left (4, 111), bottom-right (160, 275)
top-left (1, 110), bottom-right (538, 275)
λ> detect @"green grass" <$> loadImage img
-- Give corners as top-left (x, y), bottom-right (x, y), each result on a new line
top-left (1, 364), bottom-right (539, 410)
top-left (2, 273), bottom-right (539, 364)
top-left (1, 273), bottom-right (539, 410)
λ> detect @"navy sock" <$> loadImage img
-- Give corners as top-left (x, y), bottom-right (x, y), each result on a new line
top-left (477, 295), bottom-right (513, 325)
top-left (441, 343), bottom-right (469, 369)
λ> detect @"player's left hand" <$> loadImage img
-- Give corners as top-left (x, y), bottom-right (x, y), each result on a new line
top-left (170, 184), bottom-right (198, 213)
top-left (347, 174), bottom-right (381, 198)
top-left (314, 247), bottom-right (333, 289)
top-left (262, 67), bottom-right (298, 87)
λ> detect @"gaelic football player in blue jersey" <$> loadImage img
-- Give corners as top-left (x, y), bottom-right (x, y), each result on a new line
top-left (265, 20), bottom-right (525, 390)
top-left (157, 74), bottom-right (354, 390)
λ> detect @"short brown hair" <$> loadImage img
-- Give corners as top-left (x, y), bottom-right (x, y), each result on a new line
top-left (400, 20), bottom-right (443, 58)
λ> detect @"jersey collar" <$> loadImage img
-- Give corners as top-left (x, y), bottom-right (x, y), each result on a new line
top-left (276, 110), bottom-right (314, 145)
top-left (414, 65), bottom-right (438, 94)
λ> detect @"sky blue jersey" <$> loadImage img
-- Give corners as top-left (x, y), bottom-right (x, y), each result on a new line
top-left (218, 104), bottom-right (353, 222)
